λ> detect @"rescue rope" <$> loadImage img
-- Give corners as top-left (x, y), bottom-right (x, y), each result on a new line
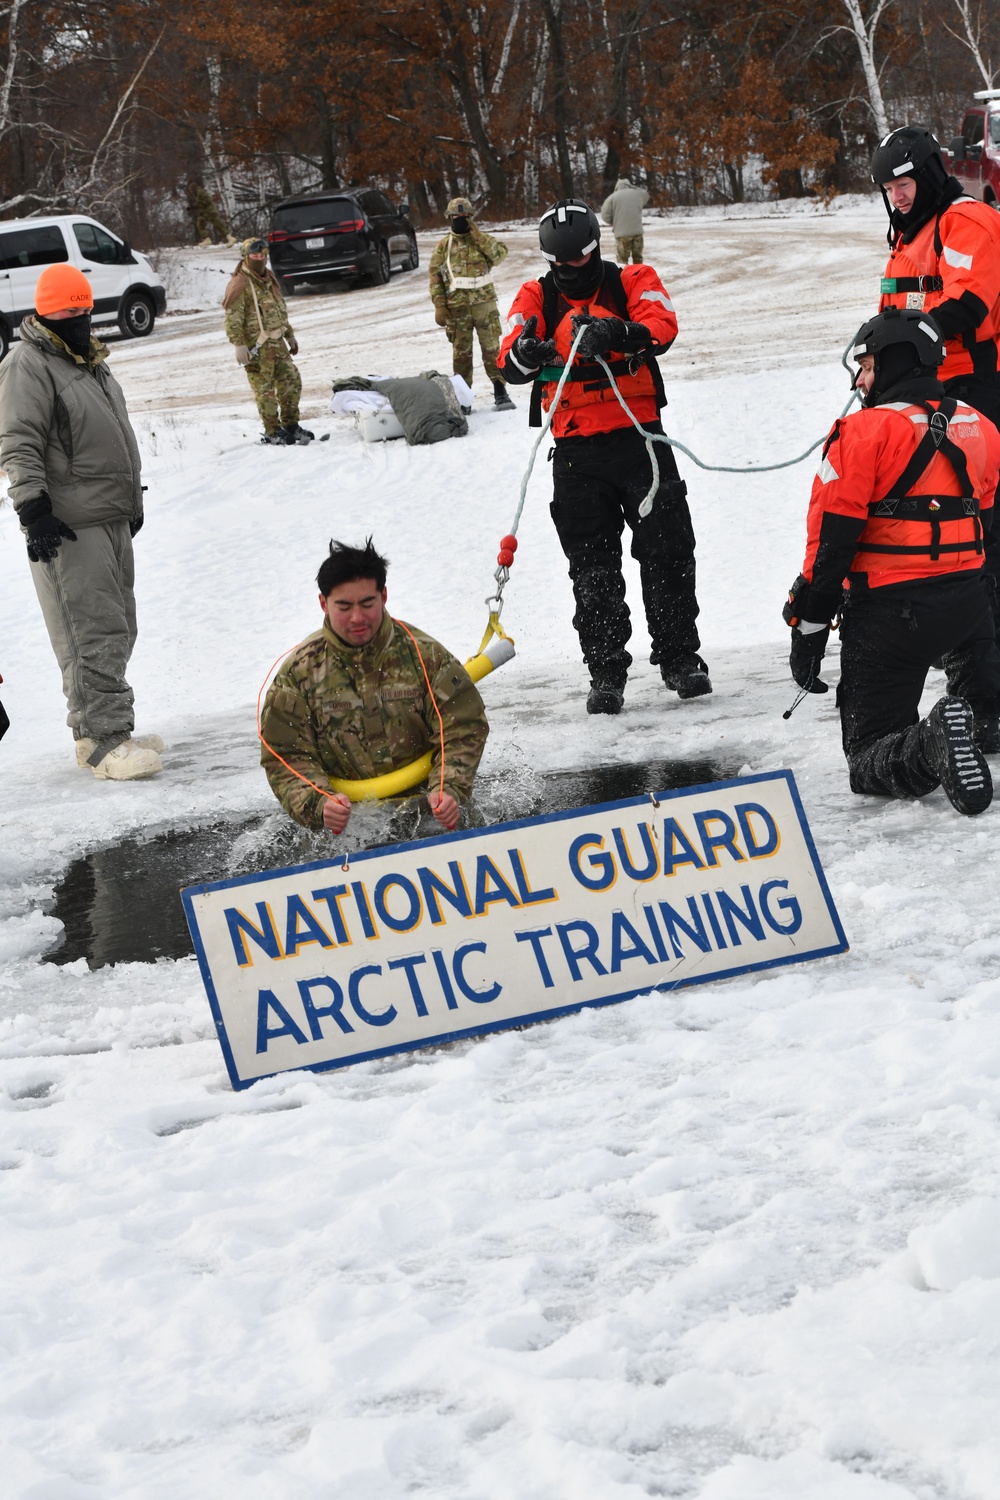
top-left (497, 334), bottom-right (860, 544)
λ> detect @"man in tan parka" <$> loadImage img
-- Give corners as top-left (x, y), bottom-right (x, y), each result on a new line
top-left (260, 539), bottom-right (489, 835)
top-left (223, 237), bottom-right (313, 445)
top-left (0, 264), bottom-right (162, 779)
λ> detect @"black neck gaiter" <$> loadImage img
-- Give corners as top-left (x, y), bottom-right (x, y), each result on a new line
top-left (39, 312), bottom-right (93, 358)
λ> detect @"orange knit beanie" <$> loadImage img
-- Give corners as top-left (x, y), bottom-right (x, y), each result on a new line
top-left (35, 264), bottom-right (94, 315)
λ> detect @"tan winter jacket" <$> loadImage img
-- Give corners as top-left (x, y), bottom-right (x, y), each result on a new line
top-left (600, 180), bottom-right (650, 238)
top-left (0, 317), bottom-right (143, 530)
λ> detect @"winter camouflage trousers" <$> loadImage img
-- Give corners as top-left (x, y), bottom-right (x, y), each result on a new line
top-left (28, 518), bottom-right (137, 759)
top-left (446, 300), bottom-right (505, 388)
top-left (244, 342), bottom-right (301, 432)
top-left (615, 235), bottom-right (644, 264)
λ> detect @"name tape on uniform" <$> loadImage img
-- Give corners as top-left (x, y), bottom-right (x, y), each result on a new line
top-left (182, 770), bottom-right (848, 1090)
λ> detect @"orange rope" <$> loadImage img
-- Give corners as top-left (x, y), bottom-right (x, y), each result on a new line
top-left (392, 618), bottom-right (447, 802)
top-left (255, 616), bottom-right (447, 806)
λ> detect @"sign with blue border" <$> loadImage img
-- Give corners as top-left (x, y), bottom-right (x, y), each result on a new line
top-left (182, 771), bottom-right (847, 1091)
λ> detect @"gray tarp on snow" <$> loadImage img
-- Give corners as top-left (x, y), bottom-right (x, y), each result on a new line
top-left (333, 372), bottom-right (468, 445)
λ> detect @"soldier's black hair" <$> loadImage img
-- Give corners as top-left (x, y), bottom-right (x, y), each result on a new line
top-left (317, 537), bottom-right (389, 596)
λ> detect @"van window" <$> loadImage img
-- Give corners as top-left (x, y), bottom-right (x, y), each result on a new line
top-left (272, 199), bottom-right (357, 234)
top-left (0, 224), bottom-right (69, 271)
top-left (990, 114), bottom-right (1000, 148)
top-left (74, 221), bottom-right (121, 264)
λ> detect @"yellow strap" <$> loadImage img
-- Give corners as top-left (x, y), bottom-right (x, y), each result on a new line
top-left (476, 610), bottom-right (513, 656)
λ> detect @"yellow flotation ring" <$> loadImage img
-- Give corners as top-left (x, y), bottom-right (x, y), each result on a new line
top-left (328, 634), bottom-right (515, 802)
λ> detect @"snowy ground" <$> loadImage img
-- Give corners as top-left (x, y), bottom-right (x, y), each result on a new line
top-left (3, 197), bottom-right (1000, 1499)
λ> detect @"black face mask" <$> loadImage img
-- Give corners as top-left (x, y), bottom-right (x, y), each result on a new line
top-left (39, 311), bottom-right (92, 357)
top-left (552, 252), bottom-right (604, 300)
top-left (450, 216), bottom-right (470, 234)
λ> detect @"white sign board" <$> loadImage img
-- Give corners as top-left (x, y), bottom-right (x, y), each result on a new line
top-left (182, 771), bottom-right (847, 1091)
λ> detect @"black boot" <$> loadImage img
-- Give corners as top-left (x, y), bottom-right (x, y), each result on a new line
top-left (920, 697), bottom-right (993, 814)
top-left (261, 429), bottom-right (291, 445)
top-left (661, 655), bottom-right (712, 699)
top-left (587, 678), bottom-right (625, 715)
top-left (492, 383), bottom-right (516, 411)
top-left (282, 423), bottom-right (315, 445)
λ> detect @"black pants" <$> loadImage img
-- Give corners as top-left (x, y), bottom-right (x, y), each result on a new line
top-left (839, 572), bottom-right (1000, 798)
top-left (944, 373), bottom-right (1000, 623)
top-left (550, 424), bottom-right (701, 680)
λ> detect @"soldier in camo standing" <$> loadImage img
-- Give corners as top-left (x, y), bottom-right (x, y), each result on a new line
top-left (223, 237), bottom-right (314, 446)
top-left (428, 197), bottom-right (515, 411)
top-left (260, 539), bottom-right (489, 835)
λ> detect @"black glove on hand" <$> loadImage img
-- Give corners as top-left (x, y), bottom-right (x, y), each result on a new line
top-left (20, 492), bottom-right (77, 564)
top-left (572, 314), bottom-right (626, 359)
top-left (512, 314), bottom-right (559, 369)
top-left (789, 626), bottom-right (830, 693)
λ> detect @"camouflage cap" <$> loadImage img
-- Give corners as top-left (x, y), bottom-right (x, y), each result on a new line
top-left (446, 197), bottom-right (474, 219)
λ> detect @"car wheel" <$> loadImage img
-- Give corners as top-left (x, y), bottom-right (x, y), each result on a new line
top-left (985, 188), bottom-right (998, 211)
top-left (405, 231), bottom-right (419, 271)
top-left (371, 241), bottom-right (391, 285)
top-left (276, 274), bottom-right (294, 297)
top-left (0, 321), bottom-right (9, 362)
top-left (119, 291), bottom-right (156, 338)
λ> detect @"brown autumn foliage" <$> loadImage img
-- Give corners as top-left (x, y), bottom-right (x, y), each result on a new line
top-left (0, 0), bottom-right (994, 244)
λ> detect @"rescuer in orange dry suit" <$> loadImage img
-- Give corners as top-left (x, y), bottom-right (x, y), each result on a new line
top-left (784, 308), bottom-right (1000, 815)
top-left (498, 198), bottom-right (709, 716)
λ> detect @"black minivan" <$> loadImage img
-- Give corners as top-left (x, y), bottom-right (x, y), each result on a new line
top-left (268, 190), bottom-right (419, 294)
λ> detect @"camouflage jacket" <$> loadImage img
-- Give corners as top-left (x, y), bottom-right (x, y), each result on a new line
top-left (260, 612), bottom-right (489, 830)
top-left (223, 261), bottom-right (294, 349)
top-left (428, 226), bottom-right (508, 310)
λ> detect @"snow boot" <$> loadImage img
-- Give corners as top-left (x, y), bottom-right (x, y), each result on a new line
top-left (660, 655), bottom-right (713, 699)
top-left (587, 678), bottom-right (625, 715)
top-left (920, 696), bottom-right (993, 815)
top-left (261, 429), bottom-right (291, 445)
top-left (76, 733), bottom-right (164, 769)
top-left (492, 383), bottom-right (516, 411)
top-left (282, 423), bottom-right (315, 445)
top-left (91, 739), bottom-right (163, 781)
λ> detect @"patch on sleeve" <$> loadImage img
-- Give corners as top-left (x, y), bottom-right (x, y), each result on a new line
top-left (943, 245), bottom-right (974, 271)
top-left (817, 455), bottom-right (840, 484)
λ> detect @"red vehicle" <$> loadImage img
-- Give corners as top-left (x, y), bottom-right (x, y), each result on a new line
top-left (946, 90), bottom-right (1000, 208)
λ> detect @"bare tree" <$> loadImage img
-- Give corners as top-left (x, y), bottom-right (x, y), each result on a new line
top-left (944, 0), bottom-right (998, 89)
top-left (829, 0), bottom-right (893, 137)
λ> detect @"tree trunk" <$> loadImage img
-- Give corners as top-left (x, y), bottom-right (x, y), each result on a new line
top-left (538, 0), bottom-right (574, 196)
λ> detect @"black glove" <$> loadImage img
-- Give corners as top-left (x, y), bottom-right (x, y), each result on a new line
top-left (789, 626), bottom-right (830, 693)
top-left (512, 314), bottom-right (559, 369)
top-left (571, 313), bottom-right (627, 359)
top-left (19, 492), bottom-right (77, 564)
top-left (130, 515), bottom-right (144, 539)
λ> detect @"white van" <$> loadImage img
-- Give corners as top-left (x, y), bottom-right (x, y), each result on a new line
top-left (0, 214), bottom-right (166, 359)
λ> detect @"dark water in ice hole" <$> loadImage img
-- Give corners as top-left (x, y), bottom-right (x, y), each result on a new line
top-left (44, 757), bottom-right (743, 969)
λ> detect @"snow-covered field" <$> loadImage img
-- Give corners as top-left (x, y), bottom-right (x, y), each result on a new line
top-left (3, 197), bottom-right (1000, 1499)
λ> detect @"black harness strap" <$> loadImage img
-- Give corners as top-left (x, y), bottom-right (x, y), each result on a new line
top-left (528, 262), bottom-right (666, 428)
top-left (879, 274), bottom-right (944, 294)
top-left (866, 399), bottom-right (981, 559)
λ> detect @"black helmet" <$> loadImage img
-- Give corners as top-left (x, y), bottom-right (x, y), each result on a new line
top-left (870, 126), bottom-right (949, 191)
top-left (539, 199), bottom-right (603, 297)
top-left (539, 199), bottom-right (601, 262)
top-left (851, 307), bottom-right (944, 405)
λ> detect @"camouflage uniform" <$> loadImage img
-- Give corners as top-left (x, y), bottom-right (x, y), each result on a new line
top-left (223, 250), bottom-right (301, 434)
top-left (428, 218), bottom-right (509, 388)
top-left (260, 612), bottom-right (489, 831)
top-left (186, 182), bottom-right (230, 245)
